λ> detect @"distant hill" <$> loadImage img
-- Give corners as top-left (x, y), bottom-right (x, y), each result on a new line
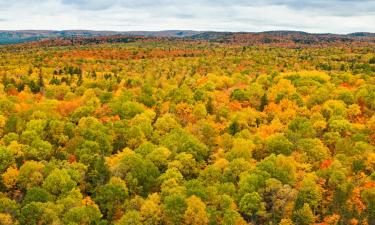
top-left (0, 30), bottom-right (203, 44)
top-left (0, 30), bottom-right (374, 46)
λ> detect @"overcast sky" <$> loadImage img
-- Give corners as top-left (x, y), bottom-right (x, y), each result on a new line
top-left (0, 0), bottom-right (374, 33)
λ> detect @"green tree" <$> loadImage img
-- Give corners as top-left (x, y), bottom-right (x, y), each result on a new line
top-left (94, 177), bottom-right (128, 221)
top-left (239, 192), bottom-right (265, 220)
top-left (117, 210), bottom-right (142, 225)
top-left (42, 169), bottom-right (77, 196)
top-left (161, 128), bottom-right (208, 162)
top-left (292, 203), bottom-right (314, 225)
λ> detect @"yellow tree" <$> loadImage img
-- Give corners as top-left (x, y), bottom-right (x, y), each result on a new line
top-left (183, 195), bottom-right (209, 225)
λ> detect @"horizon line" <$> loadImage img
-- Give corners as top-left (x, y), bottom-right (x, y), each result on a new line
top-left (0, 29), bottom-right (374, 36)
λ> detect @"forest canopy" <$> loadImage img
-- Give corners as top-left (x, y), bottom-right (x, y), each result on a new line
top-left (0, 36), bottom-right (374, 225)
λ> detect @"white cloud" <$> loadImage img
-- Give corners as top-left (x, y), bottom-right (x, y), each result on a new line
top-left (0, 0), bottom-right (374, 33)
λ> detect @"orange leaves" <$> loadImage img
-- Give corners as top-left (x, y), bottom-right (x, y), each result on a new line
top-left (229, 101), bottom-right (242, 111)
top-left (349, 218), bottom-right (359, 225)
top-left (68, 155), bottom-right (77, 164)
top-left (320, 159), bottom-right (333, 169)
top-left (318, 214), bottom-right (340, 225)
top-left (2, 167), bottom-right (19, 189)
top-left (82, 196), bottom-right (101, 210)
top-left (6, 87), bottom-right (18, 96)
top-left (363, 181), bottom-right (375, 189)
top-left (95, 104), bottom-right (120, 123)
top-left (99, 115), bottom-right (121, 124)
top-left (196, 76), bottom-right (209, 86)
top-left (348, 187), bottom-right (366, 214)
top-left (82, 196), bottom-right (95, 206)
top-left (55, 99), bottom-right (81, 116)
top-left (14, 102), bottom-right (32, 113)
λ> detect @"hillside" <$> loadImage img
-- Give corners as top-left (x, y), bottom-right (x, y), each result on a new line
top-left (0, 36), bottom-right (374, 225)
top-left (0, 30), bottom-right (203, 44)
top-left (1, 30), bottom-right (374, 45)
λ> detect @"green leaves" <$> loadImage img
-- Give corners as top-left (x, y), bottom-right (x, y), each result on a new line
top-left (42, 169), bottom-right (77, 196)
top-left (0, 147), bottom-right (14, 173)
top-left (161, 128), bottom-right (208, 162)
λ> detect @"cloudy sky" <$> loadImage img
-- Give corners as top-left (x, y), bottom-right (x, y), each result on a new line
top-left (0, 0), bottom-right (374, 33)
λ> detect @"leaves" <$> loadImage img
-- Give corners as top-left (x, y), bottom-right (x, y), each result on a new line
top-left (0, 37), bottom-right (373, 225)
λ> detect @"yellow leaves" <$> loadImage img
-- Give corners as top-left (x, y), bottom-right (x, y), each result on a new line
top-left (183, 195), bottom-right (209, 225)
top-left (268, 79), bottom-right (296, 102)
top-left (2, 167), bottom-right (19, 189)
top-left (175, 103), bottom-right (194, 125)
top-left (364, 152), bottom-right (375, 172)
top-left (280, 71), bottom-right (331, 83)
top-left (140, 193), bottom-right (162, 225)
top-left (257, 118), bottom-right (284, 138)
top-left (234, 107), bottom-right (264, 129)
top-left (0, 115), bottom-right (6, 137)
top-left (313, 120), bottom-right (327, 132)
top-left (0, 213), bottom-right (13, 225)
top-left (0, 115), bottom-right (6, 128)
top-left (82, 196), bottom-right (95, 206)
top-left (193, 103), bottom-right (207, 120)
top-left (264, 99), bottom-right (298, 124)
top-left (212, 91), bottom-right (230, 108)
top-left (367, 114), bottom-right (375, 131)
top-left (106, 148), bottom-right (134, 172)
top-left (17, 161), bottom-right (45, 190)
top-left (279, 218), bottom-right (294, 225)
top-left (7, 141), bottom-right (25, 158)
top-left (213, 158), bottom-right (229, 171)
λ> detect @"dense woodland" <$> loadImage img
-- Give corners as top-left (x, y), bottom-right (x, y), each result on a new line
top-left (0, 37), bottom-right (374, 225)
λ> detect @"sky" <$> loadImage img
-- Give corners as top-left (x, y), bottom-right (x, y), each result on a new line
top-left (0, 0), bottom-right (374, 34)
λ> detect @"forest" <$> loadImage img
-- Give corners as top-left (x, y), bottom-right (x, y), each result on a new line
top-left (0, 36), bottom-right (374, 225)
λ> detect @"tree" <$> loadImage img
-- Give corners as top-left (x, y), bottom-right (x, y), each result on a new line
top-left (228, 119), bottom-right (241, 135)
top-left (297, 138), bottom-right (330, 168)
top-left (2, 166), bottom-right (18, 189)
top-left (225, 138), bottom-right (254, 161)
top-left (266, 134), bottom-right (294, 156)
top-left (94, 177), bottom-right (128, 221)
top-left (0, 147), bottom-right (15, 173)
top-left (42, 169), bottom-right (77, 196)
top-left (117, 210), bottom-right (142, 225)
top-left (116, 150), bottom-right (159, 196)
top-left (292, 203), bottom-right (314, 225)
top-left (0, 213), bottom-right (13, 225)
top-left (161, 128), bottom-right (208, 162)
top-left (361, 187), bottom-right (375, 225)
top-left (23, 187), bottom-right (53, 204)
top-left (17, 161), bottom-right (45, 190)
top-left (183, 195), bottom-right (209, 225)
top-left (163, 194), bottom-right (187, 225)
top-left (259, 93), bottom-right (268, 111)
top-left (20, 202), bottom-right (61, 225)
top-left (239, 192), bottom-right (265, 220)
top-left (63, 205), bottom-right (102, 225)
top-left (0, 196), bottom-right (19, 223)
top-left (140, 193), bottom-right (162, 225)
top-left (257, 154), bottom-right (297, 185)
top-left (230, 89), bottom-right (249, 102)
top-left (26, 139), bottom-right (53, 161)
